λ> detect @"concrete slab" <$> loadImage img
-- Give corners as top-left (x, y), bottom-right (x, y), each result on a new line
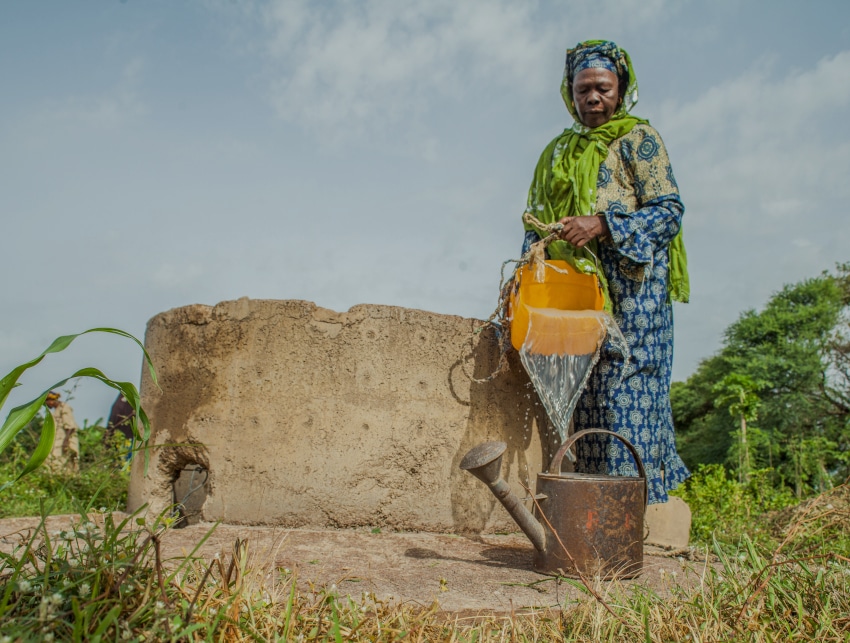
top-left (0, 514), bottom-right (708, 613)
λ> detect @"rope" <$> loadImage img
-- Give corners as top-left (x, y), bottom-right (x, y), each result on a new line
top-left (462, 211), bottom-right (609, 384)
top-left (461, 213), bottom-right (565, 384)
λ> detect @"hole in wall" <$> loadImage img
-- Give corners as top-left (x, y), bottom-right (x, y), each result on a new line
top-left (172, 464), bottom-right (209, 528)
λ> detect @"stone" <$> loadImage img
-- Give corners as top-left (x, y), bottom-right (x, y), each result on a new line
top-left (644, 496), bottom-right (691, 549)
top-left (172, 464), bottom-right (209, 528)
top-left (128, 299), bottom-right (562, 534)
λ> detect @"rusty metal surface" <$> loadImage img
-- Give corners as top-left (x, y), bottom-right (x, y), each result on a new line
top-left (459, 441), bottom-right (507, 473)
top-left (460, 428), bottom-right (648, 580)
top-left (459, 441), bottom-right (546, 553)
top-left (533, 472), bottom-right (644, 578)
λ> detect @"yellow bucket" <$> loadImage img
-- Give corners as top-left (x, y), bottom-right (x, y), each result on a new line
top-left (509, 260), bottom-right (605, 354)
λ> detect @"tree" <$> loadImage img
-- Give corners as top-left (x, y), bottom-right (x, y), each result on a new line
top-left (673, 265), bottom-right (849, 496)
top-left (712, 373), bottom-right (767, 482)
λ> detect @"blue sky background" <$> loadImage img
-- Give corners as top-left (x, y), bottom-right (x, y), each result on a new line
top-left (2, 0), bottom-right (849, 424)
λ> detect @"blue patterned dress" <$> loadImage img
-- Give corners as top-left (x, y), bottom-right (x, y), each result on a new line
top-left (522, 123), bottom-right (690, 504)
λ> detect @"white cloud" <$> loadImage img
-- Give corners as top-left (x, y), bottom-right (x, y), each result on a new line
top-left (252, 0), bottom-right (676, 139)
top-left (657, 51), bottom-right (850, 375)
top-left (260, 0), bottom-right (551, 132)
top-left (661, 50), bottom-right (850, 226)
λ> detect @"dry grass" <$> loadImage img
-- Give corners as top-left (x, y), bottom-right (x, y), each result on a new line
top-left (1, 487), bottom-right (849, 642)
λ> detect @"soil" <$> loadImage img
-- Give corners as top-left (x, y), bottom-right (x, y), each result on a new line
top-left (0, 514), bottom-right (710, 613)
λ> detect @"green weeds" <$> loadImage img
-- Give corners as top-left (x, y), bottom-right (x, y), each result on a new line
top-left (671, 463), bottom-right (798, 545)
top-left (0, 422), bottom-right (130, 519)
top-left (0, 486), bottom-right (848, 641)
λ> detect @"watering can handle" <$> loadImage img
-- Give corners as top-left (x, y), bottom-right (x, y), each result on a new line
top-left (548, 428), bottom-right (649, 508)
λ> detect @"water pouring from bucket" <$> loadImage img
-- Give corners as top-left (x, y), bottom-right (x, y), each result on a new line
top-left (509, 260), bottom-right (628, 445)
top-left (460, 258), bottom-right (645, 578)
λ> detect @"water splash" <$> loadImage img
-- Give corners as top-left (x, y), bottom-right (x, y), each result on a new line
top-left (520, 349), bottom-right (598, 445)
top-left (519, 307), bottom-right (628, 446)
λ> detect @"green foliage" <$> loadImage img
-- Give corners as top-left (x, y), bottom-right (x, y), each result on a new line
top-left (0, 328), bottom-right (155, 487)
top-left (0, 508), bottom-right (199, 641)
top-left (0, 423), bottom-right (131, 518)
top-left (671, 464), bottom-right (796, 545)
top-left (1, 496), bottom-right (848, 641)
top-left (673, 264), bottom-right (850, 496)
top-left (712, 373), bottom-right (765, 424)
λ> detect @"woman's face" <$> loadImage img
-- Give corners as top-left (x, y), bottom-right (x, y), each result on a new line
top-left (572, 67), bottom-right (620, 128)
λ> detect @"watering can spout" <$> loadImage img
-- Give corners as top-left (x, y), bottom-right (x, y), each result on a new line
top-left (460, 442), bottom-right (546, 554)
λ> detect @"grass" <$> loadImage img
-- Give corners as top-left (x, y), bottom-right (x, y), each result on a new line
top-left (2, 419), bottom-right (849, 640)
top-left (0, 420), bottom-right (130, 519)
top-left (0, 484), bottom-right (847, 641)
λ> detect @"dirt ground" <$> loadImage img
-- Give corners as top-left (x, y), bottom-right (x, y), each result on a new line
top-left (0, 514), bottom-right (710, 613)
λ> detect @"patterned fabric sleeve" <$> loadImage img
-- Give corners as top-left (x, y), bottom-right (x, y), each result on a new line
top-left (603, 125), bottom-right (683, 265)
top-left (521, 229), bottom-right (541, 255)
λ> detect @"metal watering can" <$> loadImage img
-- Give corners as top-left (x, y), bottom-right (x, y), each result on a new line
top-left (460, 429), bottom-right (647, 578)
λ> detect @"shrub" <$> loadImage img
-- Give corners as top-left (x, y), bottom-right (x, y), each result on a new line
top-left (671, 464), bottom-right (796, 545)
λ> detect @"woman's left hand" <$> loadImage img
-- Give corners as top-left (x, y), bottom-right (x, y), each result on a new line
top-left (557, 215), bottom-right (609, 248)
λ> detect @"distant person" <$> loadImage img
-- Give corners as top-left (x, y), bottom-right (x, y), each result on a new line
top-left (44, 391), bottom-right (79, 473)
top-left (106, 393), bottom-right (136, 442)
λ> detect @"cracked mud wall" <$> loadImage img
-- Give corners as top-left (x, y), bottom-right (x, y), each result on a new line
top-left (127, 298), bottom-right (557, 533)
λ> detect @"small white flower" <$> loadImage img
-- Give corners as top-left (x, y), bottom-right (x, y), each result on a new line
top-left (155, 601), bottom-right (165, 610)
top-left (43, 634), bottom-right (54, 642)
top-left (50, 592), bottom-right (63, 605)
top-left (17, 579), bottom-right (32, 593)
top-left (79, 583), bottom-right (91, 597)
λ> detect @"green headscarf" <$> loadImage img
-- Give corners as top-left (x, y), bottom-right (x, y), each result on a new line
top-left (524, 40), bottom-right (689, 305)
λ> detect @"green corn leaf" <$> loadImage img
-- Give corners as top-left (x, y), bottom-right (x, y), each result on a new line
top-left (0, 328), bottom-right (157, 484)
top-left (0, 333), bottom-right (80, 410)
top-left (0, 369), bottom-right (151, 459)
top-left (0, 327), bottom-right (156, 409)
top-left (0, 403), bottom-right (55, 494)
top-left (15, 406), bottom-right (56, 482)
top-left (0, 391), bottom-right (52, 456)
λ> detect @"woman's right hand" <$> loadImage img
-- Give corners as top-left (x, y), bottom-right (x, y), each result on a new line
top-left (557, 215), bottom-right (609, 248)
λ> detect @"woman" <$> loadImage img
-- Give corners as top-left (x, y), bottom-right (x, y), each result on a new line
top-left (521, 40), bottom-right (689, 504)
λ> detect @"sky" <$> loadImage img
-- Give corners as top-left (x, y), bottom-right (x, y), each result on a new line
top-left (2, 0), bottom-right (849, 425)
